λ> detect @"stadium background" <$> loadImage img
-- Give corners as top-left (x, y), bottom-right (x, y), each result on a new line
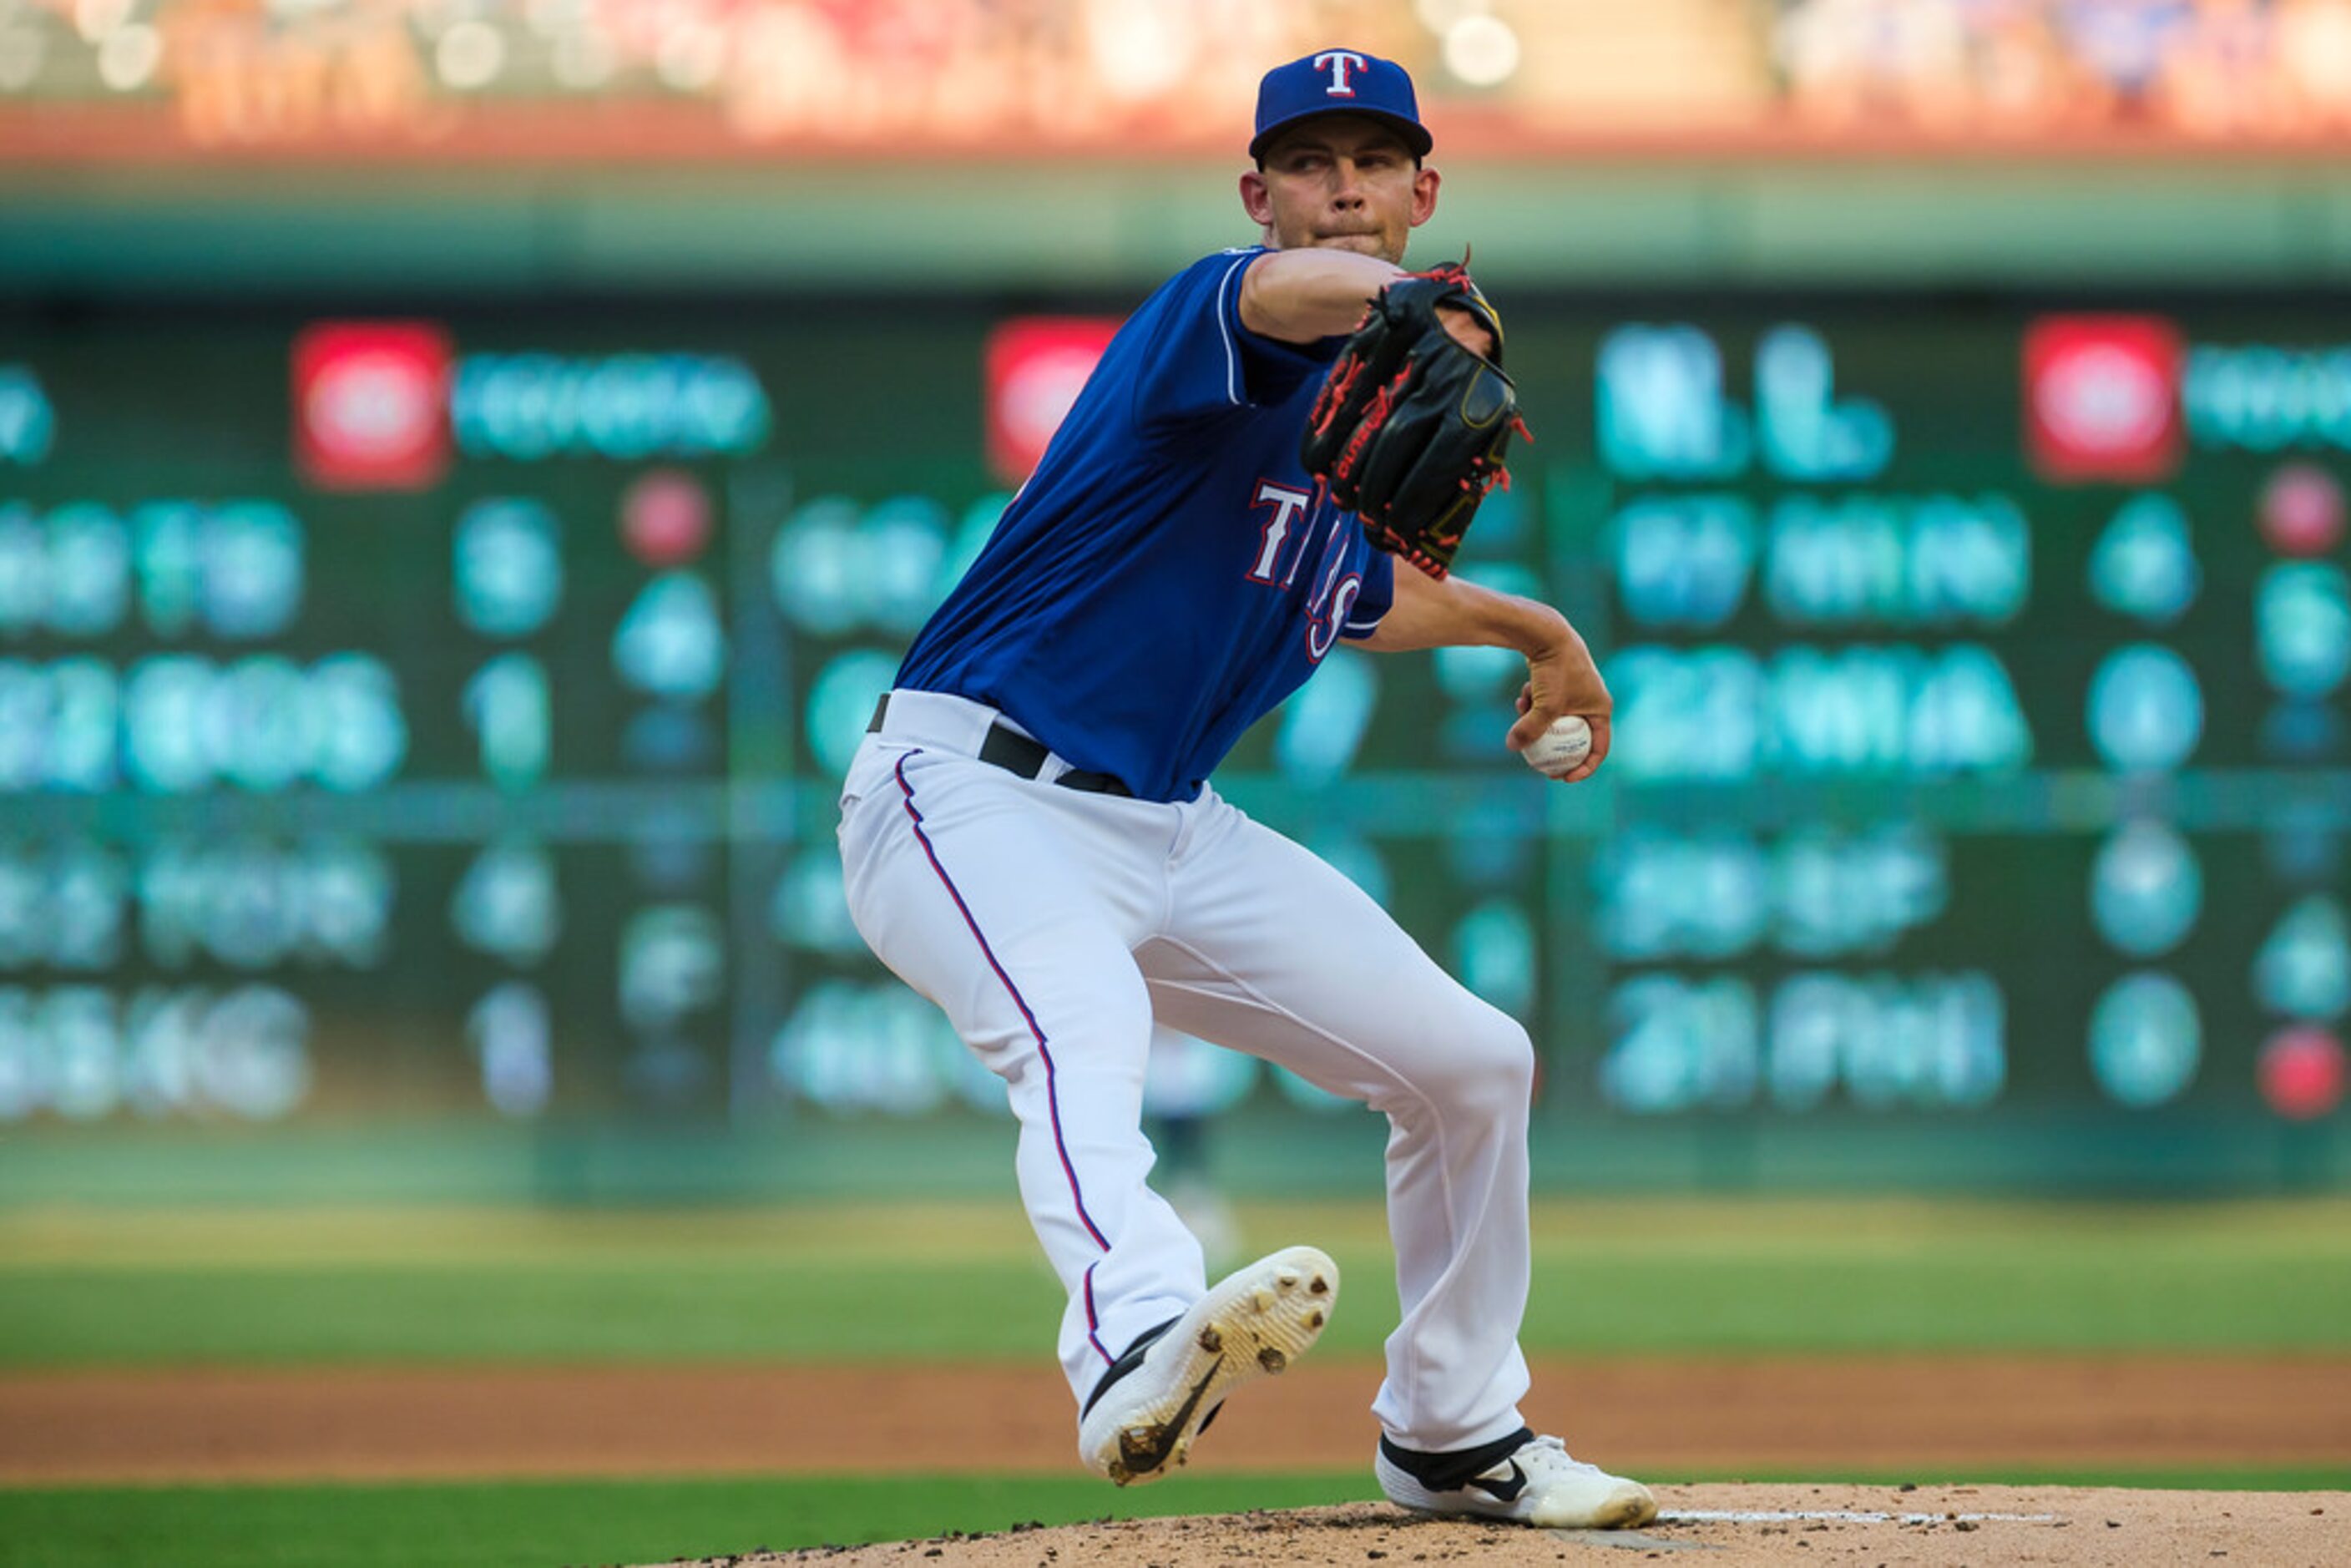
top-left (1, 3), bottom-right (2348, 1565)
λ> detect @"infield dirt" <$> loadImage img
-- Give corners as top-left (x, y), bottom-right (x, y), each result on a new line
top-left (8, 1358), bottom-right (2346, 1565)
top-left (659, 1486), bottom-right (2344, 1567)
top-left (4, 1356), bottom-right (2348, 1483)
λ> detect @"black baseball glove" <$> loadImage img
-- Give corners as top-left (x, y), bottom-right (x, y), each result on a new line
top-left (1300, 260), bottom-right (1529, 580)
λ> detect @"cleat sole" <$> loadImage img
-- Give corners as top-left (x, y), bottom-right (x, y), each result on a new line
top-left (1080, 1246), bottom-right (1338, 1487)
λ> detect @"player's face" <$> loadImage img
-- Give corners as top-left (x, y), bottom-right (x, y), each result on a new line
top-left (1245, 118), bottom-right (1438, 265)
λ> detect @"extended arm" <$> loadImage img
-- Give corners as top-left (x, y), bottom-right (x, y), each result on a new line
top-left (1241, 249), bottom-right (1499, 364)
top-left (1237, 249), bottom-right (1403, 343)
top-left (1357, 566), bottom-right (1612, 782)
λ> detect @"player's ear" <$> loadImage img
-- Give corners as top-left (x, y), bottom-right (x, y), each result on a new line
top-left (1409, 165), bottom-right (1441, 228)
top-left (1239, 169), bottom-right (1274, 226)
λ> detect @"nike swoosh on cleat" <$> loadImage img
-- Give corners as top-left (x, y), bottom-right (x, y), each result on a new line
top-left (1120, 1354), bottom-right (1223, 1475)
top-left (1467, 1459), bottom-right (1528, 1503)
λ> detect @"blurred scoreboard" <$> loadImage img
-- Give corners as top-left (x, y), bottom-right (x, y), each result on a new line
top-left (0, 294), bottom-right (2343, 1136)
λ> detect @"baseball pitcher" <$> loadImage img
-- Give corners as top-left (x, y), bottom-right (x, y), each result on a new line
top-left (836, 48), bottom-right (1646, 1529)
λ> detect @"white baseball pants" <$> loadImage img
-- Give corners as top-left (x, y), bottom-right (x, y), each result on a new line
top-left (837, 689), bottom-right (1534, 1454)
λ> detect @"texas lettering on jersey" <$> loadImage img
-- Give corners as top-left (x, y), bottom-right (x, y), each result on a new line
top-left (1241, 476), bottom-right (1364, 664)
top-left (1245, 479), bottom-right (1317, 584)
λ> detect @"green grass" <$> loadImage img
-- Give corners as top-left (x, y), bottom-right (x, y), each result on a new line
top-left (3, 1469), bottom-right (2343, 1568)
top-left (0, 1473), bottom-right (1380, 1568)
top-left (3, 1200), bottom-right (2348, 1363)
top-left (3, 1201), bottom-right (2343, 1566)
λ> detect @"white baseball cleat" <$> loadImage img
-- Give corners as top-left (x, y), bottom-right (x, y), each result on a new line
top-left (1377, 1431), bottom-right (1657, 1530)
top-left (1077, 1244), bottom-right (1338, 1486)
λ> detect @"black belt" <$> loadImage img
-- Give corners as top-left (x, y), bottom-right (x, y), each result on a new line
top-left (868, 694), bottom-right (1134, 797)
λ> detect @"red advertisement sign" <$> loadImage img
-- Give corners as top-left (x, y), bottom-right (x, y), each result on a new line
top-left (294, 321), bottom-right (453, 490)
top-left (984, 317), bottom-right (1121, 484)
top-left (2023, 315), bottom-right (2183, 483)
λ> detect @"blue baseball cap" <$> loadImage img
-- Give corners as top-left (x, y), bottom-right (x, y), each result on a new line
top-left (1250, 48), bottom-right (1432, 161)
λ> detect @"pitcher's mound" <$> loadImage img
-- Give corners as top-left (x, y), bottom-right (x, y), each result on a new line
top-left (656, 1482), bottom-right (2342, 1566)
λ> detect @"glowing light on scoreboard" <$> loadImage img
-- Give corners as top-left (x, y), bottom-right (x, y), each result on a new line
top-left (450, 352), bottom-right (770, 461)
top-left (0, 366), bottom-right (55, 466)
top-left (1595, 322), bottom-right (1893, 483)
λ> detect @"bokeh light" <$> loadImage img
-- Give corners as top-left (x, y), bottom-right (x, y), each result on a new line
top-left (621, 470), bottom-right (713, 569)
top-left (2257, 1026), bottom-right (2347, 1120)
top-left (2257, 463), bottom-right (2347, 558)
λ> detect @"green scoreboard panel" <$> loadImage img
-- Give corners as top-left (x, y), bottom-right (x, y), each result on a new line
top-left (0, 294), bottom-right (2343, 1148)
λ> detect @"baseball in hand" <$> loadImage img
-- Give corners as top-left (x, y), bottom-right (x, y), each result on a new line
top-left (1522, 715), bottom-right (1592, 777)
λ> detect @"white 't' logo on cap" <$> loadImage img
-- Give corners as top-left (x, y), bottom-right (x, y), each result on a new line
top-left (1313, 50), bottom-right (1368, 96)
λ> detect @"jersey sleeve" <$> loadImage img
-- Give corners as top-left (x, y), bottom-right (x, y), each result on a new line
top-left (1132, 250), bottom-right (1342, 428)
top-left (1339, 540), bottom-right (1396, 640)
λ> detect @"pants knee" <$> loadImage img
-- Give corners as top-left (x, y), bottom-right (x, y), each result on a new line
top-left (1419, 1007), bottom-right (1535, 1121)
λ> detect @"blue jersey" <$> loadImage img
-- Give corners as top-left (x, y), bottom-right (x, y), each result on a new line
top-left (897, 247), bottom-right (1396, 802)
